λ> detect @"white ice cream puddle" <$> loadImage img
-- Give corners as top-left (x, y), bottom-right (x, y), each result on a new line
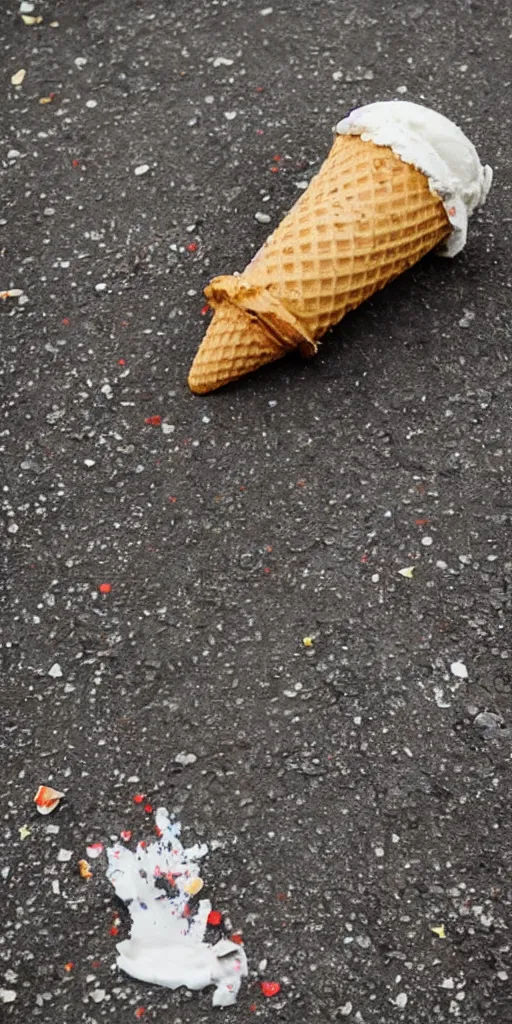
top-left (106, 808), bottom-right (247, 1007)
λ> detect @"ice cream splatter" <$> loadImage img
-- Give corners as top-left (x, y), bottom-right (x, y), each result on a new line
top-left (106, 808), bottom-right (247, 1007)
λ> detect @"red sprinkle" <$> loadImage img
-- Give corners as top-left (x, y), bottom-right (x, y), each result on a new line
top-left (200, 304), bottom-right (210, 316)
top-left (255, 86), bottom-right (264, 92)
top-left (249, 1004), bottom-right (258, 1013)
top-left (109, 926), bottom-right (119, 937)
top-left (272, 154), bottom-right (282, 162)
top-left (261, 981), bottom-right (281, 998)
top-left (263, 567), bottom-right (271, 574)
top-left (133, 793), bottom-right (146, 804)
top-left (415, 518), bottom-right (430, 526)
top-left (145, 415), bottom-right (162, 427)
top-left (270, 166), bottom-right (279, 173)
top-left (98, 583), bottom-right (111, 594)
top-left (168, 496), bottom-right (177, 503)
top-left (64, 962), bottom-right (74, 972)
top-left (120, 830), bottom-right (132, 842)
top-left (61, 317), bottom-right (70, 325)
top-left (187, 242), bottom-right (198, 252)
top-left (207, 910), bottom-right (223, 926)
top-left (135, 1009), bottom-right (146, 1020)
top-left (230, 933), bottom-right (244, 945)
top-left (118, 358), bottom-right (125, 366)
top-left (72, 159), bottom-right (80, 169)
top-left (182, 903), bottom-right (191, 917)
top-left (144, 803), bottom-right (153, 814)
top-left (91, 960), bottom-right (101, 969)
top-left (360, 553), bottom-right (369, 563)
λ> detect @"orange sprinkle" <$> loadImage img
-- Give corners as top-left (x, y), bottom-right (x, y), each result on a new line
top-left (64, 962), bottom-right (74, 972)
top-left (98, 583), bottom-right (111, 594)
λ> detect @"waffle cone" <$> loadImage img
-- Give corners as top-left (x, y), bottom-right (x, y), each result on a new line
top-left (188, 134), bottom-right (450, 394)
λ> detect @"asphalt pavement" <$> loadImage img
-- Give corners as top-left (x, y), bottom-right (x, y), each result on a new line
top-left (1, 1), bottom-right (512, 1021)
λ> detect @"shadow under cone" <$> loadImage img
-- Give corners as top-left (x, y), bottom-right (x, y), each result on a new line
top-left (188, 303), bottom-right (288, 394)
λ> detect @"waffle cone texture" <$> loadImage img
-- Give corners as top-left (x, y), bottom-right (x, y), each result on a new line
top-left (188, 134), bottom-right (450, 394)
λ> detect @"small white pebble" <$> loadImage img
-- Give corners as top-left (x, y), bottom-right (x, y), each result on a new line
top-left (421, 536), bottom-right (433, 547)
top-left (396, 85), bottom-right (408, 94)
top-left (7, 522), bottom-right (19, 534)
top-left (442, 978), bottom-right (455, 989)
top-left (51, 879), bottom-right (60, 895)
top-left (260, 6), bottom-right (273, 13)
top-left (95, 282), bottom-right (107, 292)
top-left (340, 1003), bottom-right (352, 1017)
top-left (391, 833), bottom-right (400, 843)
top-left (497, 971), bottom-right (508, 981)
top-left (74, 57), bottom-right (87, 68)
top-left (20, 1), bottom-right (35, 11)
top-left (374, 846), bottom-right (384, 858)
top-left (48, 663), bottom-right (62, 678)
top-left (134, 164), bottom-right (150, 176)
top-left (161, 423), bottom-right (175, 435)
top-left (7, 149), bottom-right (21, 159)
top-left (175, 752), bottom-right (197, 766)
top-left (57, 848), bottom-right (73, 862)
top-left (295, 180), bottom-right (308, 189)
top-left (224, 110), bottom-right (237, 120)
top-left (84, 459), bottom-right (96, 468)
top-left (396, 992), bottom-right (408, 1008)
top-left (85, 99), bottom-right (97, 109)
top-left (100, 384), bottom-right (113, 399)
top-left (450, 661), bottom-right (468, 680)
top-left (436, 560), bottom-right (448, 569)
top-left (0, 990), bottom-right (17, 1004)
top-left (332, 71), bottom-right (343, 81)
top-left (213, 56), bottom-right (234, 67)
top-left (371, 573), bottom-right (380, 583)
top-left (255, 211), bottom-right (271, 223)
top-left (89, 989), bottom-right (106, 1003)
top-left (43, 207), bottom-right (55, 217)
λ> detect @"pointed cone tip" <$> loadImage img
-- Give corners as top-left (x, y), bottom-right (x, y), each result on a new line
top-left (188, 304), bottom-right (286, 394)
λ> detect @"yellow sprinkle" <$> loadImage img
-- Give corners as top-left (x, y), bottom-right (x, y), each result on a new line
top-left (398, 566), bottom-right (415, 579)
top-left (431, 924), bottom-right (446, 939)
top-left (183, 876), bottom-right (203, 896)
top-left (78, 859), bottom-right (93, 880)
top-left (302, 636), bottom-right (314, 647)
top-left (19, 825), bottom-right (31, 840)
top-left (39, 96), bottom-right (54, 105)
top-left (21, 14), bottom-right (43, 25)
top-left (11, 69), bottom-right (26, 86)
top-left (50, 20), bottom-right (59, 27)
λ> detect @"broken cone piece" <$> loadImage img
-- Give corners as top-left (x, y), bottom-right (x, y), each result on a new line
top-left (188, 101), bottom-right (491, 394)
top-left (34, 785), bottom-right (64, 815)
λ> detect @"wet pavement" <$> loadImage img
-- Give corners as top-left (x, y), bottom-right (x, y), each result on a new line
top-left (1, 0), bottom-right (511, 1021)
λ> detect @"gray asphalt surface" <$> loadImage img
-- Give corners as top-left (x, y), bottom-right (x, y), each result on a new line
top-left (2, 0), bottom-right (512, 1021)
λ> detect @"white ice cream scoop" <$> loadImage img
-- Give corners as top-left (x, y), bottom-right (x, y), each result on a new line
top-left (336, 100), bottom-right (493, 256)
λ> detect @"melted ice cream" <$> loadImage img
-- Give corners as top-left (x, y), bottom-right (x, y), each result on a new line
top-left (107, 808), bottom-right (247, 1007)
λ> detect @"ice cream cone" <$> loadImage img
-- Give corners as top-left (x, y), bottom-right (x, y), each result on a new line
top-left (188, 102), bottom-right (491, 394)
